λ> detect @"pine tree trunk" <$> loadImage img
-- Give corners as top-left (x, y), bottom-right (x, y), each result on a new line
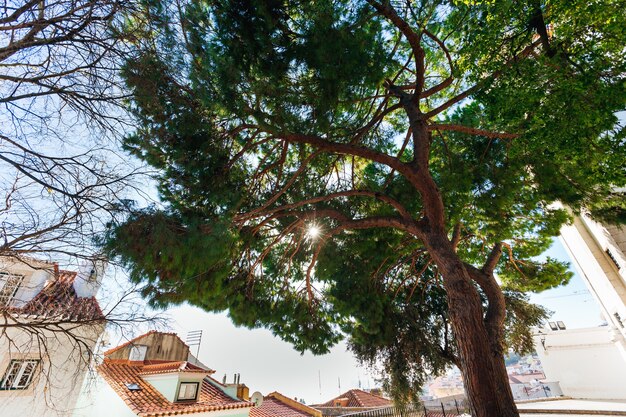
top-left (426, 236), bottom-right (519, 417)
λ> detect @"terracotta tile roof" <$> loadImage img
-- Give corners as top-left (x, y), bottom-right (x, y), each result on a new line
top-left (11, 271), bottom-right (104, 322)
top-left (98, 360), bottom-right (251, 416)
top-left (104, 330), bottom-right (184, 356)
top-left (251, 392), bottom-right (321, 417)
top-left (316, 390), bottom-right (391, 408)
top-left (508, 372), bottom-right (545, 385)
top-left (139, 361), bottom-right (215, 375)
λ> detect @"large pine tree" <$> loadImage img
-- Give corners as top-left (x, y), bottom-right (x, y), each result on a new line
top-left (106, 1), bottom-right (626, 416)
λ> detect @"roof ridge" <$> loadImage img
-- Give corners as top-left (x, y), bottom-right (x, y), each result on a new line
top-left (266, 392), bottom-right (322, 417)
top-left (316, 389), bottom-right (390, 408)
top-left (352, 388), bottom-right (388, 400)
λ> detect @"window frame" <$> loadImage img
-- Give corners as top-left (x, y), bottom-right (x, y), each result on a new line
top-left (0, 359), bottom-right (40, 390)
top-left (128, 344), bottom-right (148, 362)
top-left (176, 381), bottom-right (200, 401)
top-left (0, 271), bottom-right (25, 308)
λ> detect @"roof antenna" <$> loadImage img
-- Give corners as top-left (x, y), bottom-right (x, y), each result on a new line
top-left (318, 370), bottom-right (322, 400)
top-left (185, 330), bottom-right (203, 364)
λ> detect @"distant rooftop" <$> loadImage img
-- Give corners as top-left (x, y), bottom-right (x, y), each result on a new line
top-left (315, 389), bottom-right (391, 408)
top-left (99, 362), bottom-right (250, 417)
top-left (99, 331), bottom-right (250, 416)
top-left (251, 392), bottom-right (321, 417)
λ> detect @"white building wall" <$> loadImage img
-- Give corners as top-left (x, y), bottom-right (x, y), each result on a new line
top-left (559, 214), bottom-right (626, 337)
top-left (72, 374), bottom-right (137, 417)
top-left (534, 213), bottom-right (626, 400)
top-left (142, 373), bottom-right (181, 402)
top-left (0, 258), bottom-right (54, 308)
top-left (0, 321), bottom-right (104, 417)
top-left (533, 326), bottom-right (626, 399)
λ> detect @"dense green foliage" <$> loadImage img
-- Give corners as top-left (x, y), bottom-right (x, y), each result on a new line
top-left (106, 0), bottom-right (626, 402)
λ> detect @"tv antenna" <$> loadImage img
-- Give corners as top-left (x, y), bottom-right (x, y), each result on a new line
top-left (185, 330), bottom-right (203, 363)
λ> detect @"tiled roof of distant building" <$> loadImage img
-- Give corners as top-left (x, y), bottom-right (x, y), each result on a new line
top-left (508, 372), bottom-right (545, 385)
top-left (98, 361), bottom-right (250, 417)
top-left (316, 389), bottom-right (391, 408)
top-left (11, 270), bottom-right (104, 321)
top-left (251, 392), bottom-right (321, 417)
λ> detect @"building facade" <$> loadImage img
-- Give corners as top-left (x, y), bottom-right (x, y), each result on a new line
top-left (533, 213), bottom-right (626, 400)
top-left (74, 330), bottom-right (253, 417)
top-left (0, 257), bottom-right (106, 416)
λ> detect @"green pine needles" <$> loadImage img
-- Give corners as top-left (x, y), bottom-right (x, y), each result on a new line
top-left (103, 1), bottom-right (626, 411)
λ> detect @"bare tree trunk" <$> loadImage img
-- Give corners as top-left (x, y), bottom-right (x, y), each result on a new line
top-left (427, 235), bottom-right (518, 417)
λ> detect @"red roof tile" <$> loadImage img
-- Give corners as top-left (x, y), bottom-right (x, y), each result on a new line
top-left (98, 360), bottom-right (251, 416)
top-left (11, 271), bottom-right (104, 322)
top-left (508, 372), bottom-right (545, 385)
top-left (139, 361), bottom-right (215, 376)
top-left (251, 393), bottom-right (321, 417)
top-left (316, 390), bottom-right (391, 408)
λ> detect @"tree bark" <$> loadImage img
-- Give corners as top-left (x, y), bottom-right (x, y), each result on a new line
top-left (425, 234), bottom-right (519, 417)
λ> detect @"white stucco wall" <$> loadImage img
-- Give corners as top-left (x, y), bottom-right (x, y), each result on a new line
top-left (143, 373), bottom-right (181, 402)
top-left (0, 258), bottom-right (54, 309)
top-left (72, 374), bottom-right (137, 417)
top-left (0, 322), bottom-right (104, 417)
top-left (533, 326), bottom-right (626, 400)
top-left (559, 214), bottom-right (626, 338)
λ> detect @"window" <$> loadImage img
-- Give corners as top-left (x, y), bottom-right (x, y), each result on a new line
top-left (177, 382), bottom-right (199, 401)
top-left (0, 272), bottom-right (24, 308)
top-left (0, 360), bottom-right (39, 390)
top-left (128, 345), bottom-right (147, 361)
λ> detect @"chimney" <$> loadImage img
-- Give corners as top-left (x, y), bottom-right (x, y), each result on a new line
top-left (224, 373), bottom-right (249, 401)
top-left (237, 384), bottom-right (250, 401)
top-left (73, 258), bottom-right (107, 298)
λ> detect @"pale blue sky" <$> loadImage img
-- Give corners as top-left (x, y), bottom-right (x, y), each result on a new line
top-left (528, 239), bottom-right (603, 328)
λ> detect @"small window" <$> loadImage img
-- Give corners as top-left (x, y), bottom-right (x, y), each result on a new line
top-left (0, 360), bottom-right (39, 390)
top-left (0, 272), bottom-right (24, 308)
top-left (129, 345), bottom-right (147, 361)
top-left (177, 382), bottom-right (199, 401)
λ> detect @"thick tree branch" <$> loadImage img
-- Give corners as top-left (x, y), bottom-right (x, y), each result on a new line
top-left (483, 242), bottom-right (503, 275)
top-left (276, 133), bottom-right (428, 195)
top-left (451, 223), bottom-right (462, 250)
top-left (367, 0), bottom-right (425, 98)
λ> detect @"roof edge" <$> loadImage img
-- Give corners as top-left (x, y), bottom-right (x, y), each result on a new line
top-left (267, 392), bottom-right (322, 417)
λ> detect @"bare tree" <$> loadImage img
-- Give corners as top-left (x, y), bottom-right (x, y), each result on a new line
top-left (0, 3), bottom-right (160, 414)
top-left (0, 0), bottom-right (147, 262)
